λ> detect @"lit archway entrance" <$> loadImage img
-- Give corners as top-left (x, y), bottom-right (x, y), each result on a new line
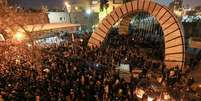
top-left (88, 0), bottom-right (185, 69)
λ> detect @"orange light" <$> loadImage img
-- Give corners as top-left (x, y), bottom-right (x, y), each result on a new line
top-left (14, 32), bottom-right (25, 41)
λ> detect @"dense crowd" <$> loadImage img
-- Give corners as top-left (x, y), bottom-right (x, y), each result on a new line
top-left (0, 30), bottom-right (200, 101)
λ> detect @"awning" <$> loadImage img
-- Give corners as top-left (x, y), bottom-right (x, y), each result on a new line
top-left (17, 23), bottom-right (80, 33)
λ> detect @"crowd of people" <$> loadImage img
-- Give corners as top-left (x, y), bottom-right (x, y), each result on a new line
top-left (0, 29), bottom-right (200, 100)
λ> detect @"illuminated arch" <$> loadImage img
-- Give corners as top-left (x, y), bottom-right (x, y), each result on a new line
top-left (88, 0), bottom-right (185, 69)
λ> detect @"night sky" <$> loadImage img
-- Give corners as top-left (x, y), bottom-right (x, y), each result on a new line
top-left (9, 0), bottom-right (201, 9)
top-left (9, 0), bottom-right (65, 9)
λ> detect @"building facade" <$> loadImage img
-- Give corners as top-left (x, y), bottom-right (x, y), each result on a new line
top-left (48, 11), bottom-right (69, 23)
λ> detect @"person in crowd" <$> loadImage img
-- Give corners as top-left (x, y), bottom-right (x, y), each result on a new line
top-left (0, 30), bottom-right (199, 100)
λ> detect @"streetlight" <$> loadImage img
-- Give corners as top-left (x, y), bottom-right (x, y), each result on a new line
top-left (75, 6), bottom-right (79, 11)
top-left (14, 32), bottom-right (26, 41)
top-left (86, 8), bottom-right (93, 32)
top-left (65, 2), bottom-right (72, 23)
top-left (86, 9), bottom-right (92, 15)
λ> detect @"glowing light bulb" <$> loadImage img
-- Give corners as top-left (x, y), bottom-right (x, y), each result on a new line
top-left (14, 32), bottom-right (25, 41)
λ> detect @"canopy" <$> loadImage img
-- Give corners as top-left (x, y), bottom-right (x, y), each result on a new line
top-left (17, 23), bottom-right (80, 33)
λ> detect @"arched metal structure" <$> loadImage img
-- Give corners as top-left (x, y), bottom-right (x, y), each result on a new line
top-left (88, 0), bottom-right (185, 69)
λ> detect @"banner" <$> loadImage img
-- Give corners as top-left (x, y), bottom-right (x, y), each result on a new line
top-left (118, 64), bottom-right (130, 73)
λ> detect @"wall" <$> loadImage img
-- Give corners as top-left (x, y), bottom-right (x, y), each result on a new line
top-left (48, 11), bottom-right (69, 23)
